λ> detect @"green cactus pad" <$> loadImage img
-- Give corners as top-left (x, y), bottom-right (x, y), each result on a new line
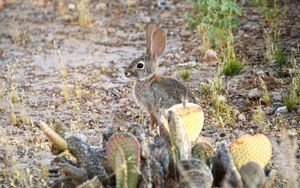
top-left (106, 133), bottom-right (141, 188)
top-left (230, 134), bottom-right (272, 170)
top-left (166, 103), bottom-right (204, 143)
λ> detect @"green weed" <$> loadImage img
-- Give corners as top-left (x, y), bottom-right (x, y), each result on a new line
top-left (199, 83), bottom-right (211, 95)
top-left (180, 69), bottom-right (191, 80)
top-left (283, 93), bottom-right (297, 112)
top-left (274, 49), bottom-right (287, 71)
top-left (252, 106), bottom-right (265, 123)
top-left (222, 57), bottom-right (244, 76)
top-left (283, 60), bottom-right (300, 112)
top-left (253, 0), bottom-right (285, 30)
top-left (186, 0), bottom-right (242, 49)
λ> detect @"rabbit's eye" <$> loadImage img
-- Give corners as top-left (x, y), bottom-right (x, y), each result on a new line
top-left (137, 62), bottom-right (144, 69)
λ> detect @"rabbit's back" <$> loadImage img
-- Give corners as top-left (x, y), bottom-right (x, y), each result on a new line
top-left (134, 76), bottom-right (195, 111)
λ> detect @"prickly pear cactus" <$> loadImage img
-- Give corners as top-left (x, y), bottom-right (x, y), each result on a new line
top-left (167, 110), bottom-right (190, 161)
top-left (106, 133), bottom-right (141, 188)
top-left (229, 134), bottom-right (272, 170)
top-left (191, 142), bottom-right (215, 165)
top-left (177, 159), bottom-right (213, 188)
top-left (239, 161), bottom-right (266, 188)
top-left (67, 136), bottom-right (109, 182)
top-left (167, 103), bottom-right (204, 143)
top-left (114, 146), bottom-right (128, 188)
top-left (77, 176), bottom-right (103, 188)
top-left (39, 121), bottom-right (68, 152)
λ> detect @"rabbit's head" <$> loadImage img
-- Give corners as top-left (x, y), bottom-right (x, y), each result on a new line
top-left (125, 23), bottom-right (166, 81)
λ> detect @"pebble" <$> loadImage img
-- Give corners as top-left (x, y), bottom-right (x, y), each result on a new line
top-left (180, 29), bottom-right (192, 37)
top-left (62, 15), bottom-right (74, 22)
top-left (255, 70), bottom-right (265, 76)
top-left (287, 129), bottom-right (297, 137)
top-left (248, 88), bottom-right (261, 99)
top-left (161, 11), bottom-right (172, 19)
top-left (68, 3), bottom-right (76, 10)
top-left (237, 113), bottom-right (246, 122)
top-left (156, 0), bottom-right (171, 9)
top-left (140, 12), bottom-right (151, 23)
top-left (264, 106), bottom-right (276, 115)
top-left (96, 3), bottom-right (106, 10)
top-left (270, 91), bottom-right (283, 101)
top-left (290, 27), bottom-right (300, 38)
top-left (203, 49), bottom-right (218, 64)
top-left (275, 106), bottom-right (288, 114)
top-left (233, 130), bottom-right (242, 137)
top-left (178, 61), bottom-right (197, 67)
top-left (126, 0), bottom-right (138, 6)
top-left (74, 133), bottom-right (87, 142)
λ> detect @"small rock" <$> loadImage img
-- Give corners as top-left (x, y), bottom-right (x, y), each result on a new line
top-left (74, 133), bottom-right (87, 143)
top-left (275, 106), bottom-right (288, 114)
top-left (156, 0), bottom-right (170, 9)
top-left (264, 106), bottom-right (276, 115)
top-left (203, 49), bottom-right (218, 64)
top-left (270, 91), bottom-right (282, 101)
top-left (255, 70), bottom-right (264, 76)
top-left (233, 130), bottom-right (242, 137)
top-left (191, 47), bottom-right (201, 57)
top-left (178, 61), bottom-right (197, 67)
top-left (287, 129), bottom-right (297, 137)
top-left (180, 29), bottom-right (192, 37)
top-left (96, 3), bottom-right (106, 10)
top-left (237, 113), bottom-right (246, 122)
top-left (248, 88), bottom-right (261, 99)
top-left (219, 132), bottom-right (226, 137)
top-left (62, 15), bottom-right (74, 22)
top-left (161, 11), bottom-right (172, 19)
top-left (68, 3), bottom-right (75, 10)
top-left (140, 12), bottom-right (151, 23)
top-left (126, 0), bottom-right (138, 6)
top-left (290, 27), bottom-right (300, 38)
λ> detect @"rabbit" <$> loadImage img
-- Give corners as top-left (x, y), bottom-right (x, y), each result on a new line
top-left (124, 23), bottom-right (196, 128)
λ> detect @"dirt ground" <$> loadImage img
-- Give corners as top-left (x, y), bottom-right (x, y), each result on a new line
top-left (0, 0), bottom-right (299, 187)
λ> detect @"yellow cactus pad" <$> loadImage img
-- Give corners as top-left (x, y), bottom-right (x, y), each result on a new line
top-left (167, 103), bottom-right (204, 143)
top-left (230, 134), bottom-right (272, 170)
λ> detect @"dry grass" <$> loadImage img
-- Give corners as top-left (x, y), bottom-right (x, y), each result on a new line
top-left (57, 0), bottom-right (66, 16)
top-left (77, 0), bottom-right (91, 28)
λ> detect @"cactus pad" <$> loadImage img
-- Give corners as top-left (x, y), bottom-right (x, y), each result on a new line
top-left (167, 103), bottom-right (204, 143)
top-left (39, 121), bottom-right (68, 152)
top-left (177, 159), bottom-right (213, 188)
top-left (191, 142), bottom-right (215, 164)
top-left (106, 133), bottom-right (141, 188)
top-left (229, 134), bottom-right (272, 170)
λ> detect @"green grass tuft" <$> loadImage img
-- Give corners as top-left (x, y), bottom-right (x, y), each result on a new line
top-left (274, 49), bottom-right (287, 71)
top-left (180, 69), bottom-right (191, 80)
top-left (222, 57), bottom-right (244, 76)
top-left (283, 93), bottom-right (297, 112)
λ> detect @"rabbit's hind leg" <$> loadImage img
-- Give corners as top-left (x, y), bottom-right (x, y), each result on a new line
top-left (149, 112), bottom-right (158, 129)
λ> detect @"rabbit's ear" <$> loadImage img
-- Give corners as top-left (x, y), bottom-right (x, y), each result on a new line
top-left (146, 23), bottom-right (159, 55)
top-left (151, 30), bottom-right (166, 60)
